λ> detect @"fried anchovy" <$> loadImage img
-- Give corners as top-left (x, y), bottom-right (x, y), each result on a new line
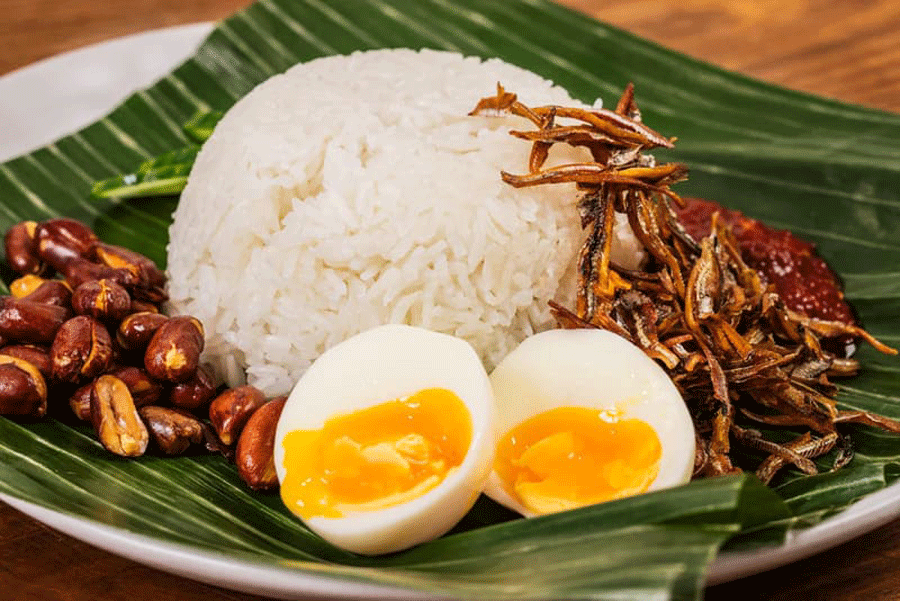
top-left (474, 82), bottom-right (899, 485)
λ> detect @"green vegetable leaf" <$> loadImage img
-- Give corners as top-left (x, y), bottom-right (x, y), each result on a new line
top-left (90, 111), bottom-right (221, 199)
top-left (90, 145), bottom-right (200, 199)
top-left (1, 0), bottom-right (899, 599)
top-left (183, 110), bottom-right (223, 143)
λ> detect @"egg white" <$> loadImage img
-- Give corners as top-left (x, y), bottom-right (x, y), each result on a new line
top-left (484, 328), bottom-right (695, 517)
top-left (274, 324), bottom-right (496, 555)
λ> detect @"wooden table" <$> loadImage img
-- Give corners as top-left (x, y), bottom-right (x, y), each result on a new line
top-left (2, 1), bottom-right (899, 599)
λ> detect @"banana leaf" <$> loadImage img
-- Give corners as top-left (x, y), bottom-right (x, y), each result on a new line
top-left (1, 0), bottom-right (900, 599)
top-left (90, 110), bottom-right (222, 199)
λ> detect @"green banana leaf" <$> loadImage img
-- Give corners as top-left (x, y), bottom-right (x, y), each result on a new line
top-left (89, 111), bottom-right (222, 199)
top-left (1, 0), bottom-right (900, 599)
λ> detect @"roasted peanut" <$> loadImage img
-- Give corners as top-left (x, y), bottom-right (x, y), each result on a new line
top-left (10, 275), bottom-right (47, 298)
top-left (51, 315), bottom-right (113, 382)
top-left (22, 279), bottom-right (71, 307)
top-left (94, 243), bottom-right (166, 290)
top-left (130, 299), bottom-right (159, 314)
top-left (202, 428), bottom-right (234, 459)
top-left (116, 312), bottom-right (168, 352)
top-left (71, 279), bottom-right (131, 323)
top-left (208, 385), bottom-right (267, 446)
top-left (0, 354), bottom-right (47, 417)
top-left (131, 285), bottom-right (169, 304)
top-left (235, 397), bottom-right (286, 490)
top-left (69, 382), bottom-right (93, 421)
top-left (4, 221), bottom-right (44, 275)
top-left (109, 366), bottom-right (164, 407)
top-left (144, 316), bottom-right (204, 382)
top-left (139, 406), bottom-right (206, 455)
top-left (61, 257), bottom-right (135, 290)
top-left (35, 218), bottom-right (98, 271)
top-left (90, 374), bottom-right (148, 457)
top-left (170, 364), bottom-right (216, 410)
top-left (73, 368), bottom-right (161, 421)
top-left (0, 344), bottom-right (51, 379)
top-left (0, 297), bottom-right (70, 345)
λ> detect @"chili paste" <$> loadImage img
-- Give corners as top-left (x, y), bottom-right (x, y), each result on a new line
top-left (673, 197), bottom-right (856, 352)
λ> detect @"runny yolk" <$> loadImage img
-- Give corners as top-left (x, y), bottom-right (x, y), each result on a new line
top-left (495, 406), bottom-right (661, 515)
top-left (280, 388), bottom-right (472, 519)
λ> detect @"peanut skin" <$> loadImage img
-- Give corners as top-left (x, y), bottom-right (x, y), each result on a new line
top-left (109, 366), bottom-right (165, 407)
top-left (0, 297), bottom-right (70, 345)
top-left (4, 221), bottom-right (43, 275)
top-left (71, 367), bottom-right (165, 422)
top-left (139, 405), bottom-right (206, 455)
top-left (235, 397), bottom-right (286, 490)
top-left (170, 364), bottom-right (216, 410)
top-left (69, 382), bottom-right (94, 421)
top-left (0, 354), bottom-right (47, 417)
top-left (35, 218), bottom-right (98, 272)
top-left (62, 257), bottom-right (135, 290)
top-left (208, 385), bottom-right (267, 446)
top-left (144, 316), bottom-right (204, 382)
top-left (0, 344), bottom-right (51, 380)
top-left (72, 279), bottom-right (132, 323)
top-left (94, 242), bottom-right (166, 289)
top-left (50, 315), bottom-right (113, 382)
top-left (117, 312), bottom-right (168, 352)
top-left (129, 299), bottom-right (160, 314)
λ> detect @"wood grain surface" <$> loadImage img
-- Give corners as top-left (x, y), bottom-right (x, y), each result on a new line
top-left (1, 1), bottom-right (899, 600)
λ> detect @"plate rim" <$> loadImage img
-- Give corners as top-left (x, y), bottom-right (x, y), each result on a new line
top-left (0, 493), bottom-right (438, 601)
top-left (2, 21), bottom-right (898, 596)
top-left (0, 22), bottom-right (213, 162)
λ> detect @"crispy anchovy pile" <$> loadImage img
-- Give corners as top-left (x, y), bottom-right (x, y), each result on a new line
top-left (471, 83), bottom-right (899, 484)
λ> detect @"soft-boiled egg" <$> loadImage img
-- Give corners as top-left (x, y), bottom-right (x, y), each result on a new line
top-left (484, 328), bottom-right (695, 517)
top-left (274, 324), bottom-right (496, 555)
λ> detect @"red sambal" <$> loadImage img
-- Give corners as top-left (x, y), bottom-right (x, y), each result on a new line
top-left (673, 197), bottom-right (856, 352)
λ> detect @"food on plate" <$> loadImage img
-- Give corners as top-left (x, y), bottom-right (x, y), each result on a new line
top-left (0, 217), bottom-right (294, 486)
top-left (673, 196), bottom-right (858, 354)
top-left (484, 328), bottom-right (694, 516)
top-left (209, 384), bottom-right (268, 446)
top-left (4, 221), bottom-right (44, 275)
top-left (90, 374), bottom-right (149, 457)
top-left (236, 396), bottom-right (286, 490)
top-left (0, 218), bottom-right (221, 455)
top-left (4, 44), bottom-right (898, 559)
top-left (274, 324), bottom-right (495, 555)
top-left (166, 49), bottom-right (645, 397)
top-left (0, 354), bottom-right (47, 417)
top-left (472, 83), bottom-right (898, 483)
top-left (144, 316), bottom-right (205, 382)
top-left (139, 405), bottom-right (208, 456)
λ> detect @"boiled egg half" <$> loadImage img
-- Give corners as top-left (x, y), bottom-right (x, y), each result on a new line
top-left (274, 324), bottom-right (496, 555)
top-left (485, 328), bottom-right (695, 517)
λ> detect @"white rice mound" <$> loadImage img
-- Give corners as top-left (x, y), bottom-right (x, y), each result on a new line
top-left (167, 49), bottom-right (643, 396)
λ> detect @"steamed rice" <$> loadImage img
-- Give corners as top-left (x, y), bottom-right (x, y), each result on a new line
top-left (167, 49), bottom-right (643, 396)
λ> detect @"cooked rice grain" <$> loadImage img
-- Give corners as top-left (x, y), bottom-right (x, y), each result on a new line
top-left (167, 49), bottom-right (640, 395)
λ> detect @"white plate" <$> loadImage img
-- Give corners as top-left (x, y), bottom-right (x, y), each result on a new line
top-left (0, 23), bottom-right (212, 161)
top-left (2, 23), bottom-right (900, 597)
